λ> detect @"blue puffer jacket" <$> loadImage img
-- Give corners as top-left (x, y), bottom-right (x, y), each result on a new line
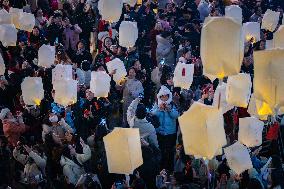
top-left (151, 103), bottom-right (179, 135)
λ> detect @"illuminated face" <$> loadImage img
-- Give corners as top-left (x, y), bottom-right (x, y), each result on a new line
top-left (33, 28), bottom-right (40, 36)
top-left (133, 61), bottom-right (141, 70)
top-left (104, 38), bottom-right (112, 48)
top-left (128, 68), bottom-right (136, 79)
top-left (160, 94), bottom-right (169, 102)
top-left (2, 0), bottom-right (9, 6)
top-left (85, 89), bottom-right (94, 101)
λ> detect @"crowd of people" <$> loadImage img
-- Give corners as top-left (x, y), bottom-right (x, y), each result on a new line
top-left (0, 0), bottom-right (284, 189)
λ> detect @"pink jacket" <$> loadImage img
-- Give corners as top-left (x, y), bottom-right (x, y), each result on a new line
top-left (3, 119), bottom-right (28, 147)
top-left (63, 24), bottom-right (82, 51)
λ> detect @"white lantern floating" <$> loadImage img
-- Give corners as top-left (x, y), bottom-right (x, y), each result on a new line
top-left (119, 21), bottom-right (138, 48)
top-left (90, 71), bottom-right (111, 97)
top-left (103, 128), bottom-right (143, 174)
top-left (123, 0), bottom-right (137, 7)
top-left (38, 45), bottom-right (55, 68)
top-left (178, 102), bottom-right (227, 159)
top-left (224, 141), bottom-right (253, 175)
top-left (52, 64), bottom-right (73, 85)
top-left (54, 79), bottom-right (77, 107)
top-left (106, 58), bottom-right (127, 84)
top-left (0, 9), bottom-right (12, 24)
top-left (213, 82), bottom-right (234, 114)
top-left (273, 25), bottom-right (284, 49)
top-left (98, 0), bottom-right (123, 22)
top-left (238, 117), bottom-right (264, 147)
top-left (261, 9), bottom-right (280, 32)
top-left (225, 5), bottom-right (242, 24)
top-left (248, 94), bottom-right (272, 120)
top-left (0, 53), bottom-right (5, 76)
top-left (266, 40), bottom-right (273, 49)
top-left (226, 73), bottom-right (252, 108)
top-left (21, 77), bottom-right (44, 106)
top-left (18, 12), bottom-right (35, 32)
top-left (243, 22), bottom-right (260, 43)
top-left (9, 8), bottom-right (23, 29)
top-left (0, 24), bottom-right (17, 47)
top-left (201, 17), bottom-right (244, 79)
top-left (173, 62), bottom-right (194, 89)
top-left (254, 49), bottom-right (284, 114)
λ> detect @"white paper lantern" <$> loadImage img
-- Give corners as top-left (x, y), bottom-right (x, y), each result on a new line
top-left (273, 25), bottom-right (284, 49)
top-left (103, 128), bottom-right (143, 174)
top-left (98, 0), bottom-right (123, 22)
top-left (261, 9), bottom-right (280, 32)
top-left (106, 58), bottom-right (127, 84)
top-left (90, 71), bottom-right (111, 97)
top-left (201, 17), bottom-right (244, 79)
top-left (18, 12), bottom-right (35, 32)
top-left (123, 0), bottom-right (137, 6)
top-left (224, 142), bottom-right (253, 175)
top-left (226, 73), bottom-right (252, 108)
top-left (0, 24), bottom-right (17, 47)
top-left (52, 64), bottom-right (73, 85)
top-left (213, 82), bottom-right (234, 114)
top-left (266, 40), bottom-right (273, 49)
top-left (54, 79), bottom-right (77, 107)
top-left (9, 8), bottom-right (23, 29)
top-left (119, 21), bottom-right (138, 48)
top-left (178, 102), bottom-right (227, 159)
top-left (38, 45), bottom-right (55, 68)
top-left (248, 94), bottom-right (272, 120)
top-left (173, 62), bottom-right (194, 89)
top-left (0, 9), bottom-right (12, 24)
top-left (243, 22), bottom-right (260, 43)
top-left (21, 77), bottom-right (44, 106)
top-left (0, 53), bottom-right (5, 76)
top-left (238, 117), bottom-right (264, 147)
top-left (225, 5), bottom-right (242, 24)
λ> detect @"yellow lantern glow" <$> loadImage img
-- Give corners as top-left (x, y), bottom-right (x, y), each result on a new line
top-left (248, 94), bottom-right (272, 120)
top-left (178, 102), bottom-right (227, 159)
top-left (0, 9), bottom-right (11, 24)
top-left (0, 24), bottom-right (17, 47)
top-left (18, 12), bottom-right (35, 32)
top-left (119, 21), bottom-right (138, 48)
top-left (261, 9), bottom-right (280, 32)
top-left (225, 5), bottom-right (242, 24)
top-left (38, 45), bottom-right (55, 68)
top-left (173, 62), bottom-right (194, 89)
top-left (103, 128), bottom-right (143, 174)
top-left (243, 22), bottom-right (260, 43)
top-left (90, 71), bottom-right (111, 97)
top-left (201, 17), bottom-right (244, 79)
top-left (21, 77), bottom-right (44, 106)
top-left (273, 25), bottom-right (284, 48)
top-left (54, 79), bottom-right (78, 107)
top-left (106, 58), bottom-right (127, 84)
top-left (98, 0), bottom-right (123, 23)
top-left (9, 8), bottom-right (23, 29)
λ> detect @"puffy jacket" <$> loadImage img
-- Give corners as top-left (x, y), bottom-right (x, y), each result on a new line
top-left (156, 35), bottom-right (175, 69)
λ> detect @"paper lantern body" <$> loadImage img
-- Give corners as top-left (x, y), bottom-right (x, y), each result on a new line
top-left (261, 9), bottom-right (280, 32)
top-left (173, 62), bottom-right (194, 89)
top-left (243, 22), bottom-right (260, 43)
top-left (238, 117), bottom-right (264, 147)
top-left (0, 9), bottom-right (12, 24)
top-left (225, 5), bottom-right (242, 23)
top-left (266, 40), bottom-right (273, 49)
top-left (0, 24), bottom-right (17, 47)
top-left (226, 73), bottom-right (252, 107)
top-left (248, 94), bottom-right (272, 120)
top-left (213, 82), bottom-right (234, 114)
top-left (273, 25), bottom-right (284, 48)
top-left (123, 0), bottom-right (137, 6)
top-left (178, 102), bottom-right (227, 159)
top-left (52, 64), bottom-right (73, 85)
top-left (224, 142), bottom-right (253, 175)
top-left (9, 8), bottom-right (23, 29)
top-left (54, 79), bottom-right (77, 107)
top-left (254, 49), bottom-right (284, 114)
top-left (18, 12), bottom-right (35, 32)
top-left (38, 45), bottom-right (55, 68)
top-left (21, 77), bottom-right (44, 106)
top-left (90, 71), bottom-right (111, 97)
top-left (106, 58), bottom-right (127, 84)
top-left (0, 54), bottom-right (5, 75)
top-left (119, 21), bottom-right (138, 48)
top-left (201, 17), bottom-right (244, 78)
top-left (103, 128), bottom-right (143, 174)
top-left (98, 0), bottom-right (123, 22)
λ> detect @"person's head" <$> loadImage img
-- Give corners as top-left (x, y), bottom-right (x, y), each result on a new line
top-left (110, 45), bottom-right (118, 54)
top-left (155, 22), bottom-right (163, 31)
top-left (2, 0), bottom-right (9, 6)
top-left (77, 40), bottom-right (86, 50)
top-left (84, 2), bottom-right (91, 13)
top-left (133, 60), bottom-right (141, 71)
top-left (48, 113), bottom-right (58, 125)
top-left (62, 17), bottom-right (71, 27)
top-left (182, 47), bottom-right (191, 60)
top-left (32, 26), bottom-right (40, 36)
top-left (36, 9), bottom-right (43, 17)
top-left (128, 67), bottom-right (136, 79)
top-left (81, 60), bottom-right (91, 71)
top-left (103, 37), bottom-right (113, 49)
top-left (136, 103), bottom-right (147, 119)
top-left (85, 89), bottom-right (94, 101)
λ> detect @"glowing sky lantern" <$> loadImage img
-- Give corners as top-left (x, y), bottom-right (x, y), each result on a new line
top-left (54, 79), bottom-right (77, 107)
top-left (119, 21), bottom-right (138, 48)
top-left (0, 24), bottom-right (17, 47)
top-left (248, 94), bottom-right (272, 120)
top-left (52, 64), bottom-right (73, 85)
top-left (21, 77), bottom-right (44, 106)
top-left (254, 49), bottom-right (284, 114)
top-left (261, 9), bottom-right (280, 32)
top-left (103, 128), bottom-right (143, 174)
top-left (238, 117), bottom-right (264, 147)
top-left (243, 22), bottom-right (260, 43)
top-left (178, 102), bottom-right (227, 159)
top-left (106, 58), bottom-right (127, 84)
top-left (123, 0), bottom-right (137, 7)
top-left (0, 9), bottom-right (12, 24)
top-left (273, 25), bottom-right (284, 49)
top-left (9, 8), bottom-right (23, 29)
top-left (98, 0), bottom-right (123, 23)
top-left (90, 71), bottom-right (111, 97)
top-left (213, 82), bottom-right (234, 114)
top-left (0, 54), bottom-right (5, 76)
top-left (173, 62), bottom-right (194, 89)
top-left (201, 17), bottom-right (244, 79)
top-left (38, 45), bottom-right (55, 68)
top-left (18, 12), bottom-right (35, 32)
top-left (225, 5), bottom-right (242, 24)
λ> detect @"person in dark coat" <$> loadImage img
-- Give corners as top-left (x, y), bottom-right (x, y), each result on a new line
top-left (72, 40), bottom-right (93, 67)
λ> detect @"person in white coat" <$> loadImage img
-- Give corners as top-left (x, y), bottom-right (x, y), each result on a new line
top-left (156, 31), bottom-right (175, 70)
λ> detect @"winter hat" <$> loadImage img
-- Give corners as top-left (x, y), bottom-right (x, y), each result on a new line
top-left (0, 108), bottom-right (10, 120)
top-left (157, 85), bottom-right (172, 105)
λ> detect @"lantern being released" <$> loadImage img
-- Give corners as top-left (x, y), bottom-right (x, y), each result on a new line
top-left (224, 142), bottom-right (253, 175)
top-left (261, 9), bottom-right (280, 32)
top-left (225, 5), bottom-right (242, 23)
top-left (201, 17), bottom-right (244, 79)
top-left (119, 21), bottom-right (138, 48)
top-left (90, 71), bottom-right (111, 97)
top-left (213, 82), bottom-right (234, 114)
top-left (178, 102), bottom-right (227, 159)
top-left (21, 77), bottom-right (44, 106)
top-left (9, 8), bottom-right (23, 29)
top-left (38, 45), bottom-right (55, 68)
top-left (54, 79), bottom-right (78, 107)
top-left (0, 9), bottom-right (12, 24)
top-left (243, 22), bottom-right (260, 43)
top-left (238, 117), bottom-right (264, 147)
top-left (98, 0), bottom-right (123, 22)
top-left (106, 58), bottom-right (127, 84)
top-left (248, 94), bottom-right (272, 120)
top-left (0, 24), bottom-right (17, 47)
top-left (103, 128), bottom-right (143, 174)
top-left (273, 25), bottom-right (284, 49)
top-left (52, 64), bottom-right (73, 85)
top-left (254, 49), bottom-right (284, 114)
top-left (226, 73), bottom-right (252, 108)
top-left (173, 62), bottom-right (194, 89)
top-left (18, 12), bottom-right (35, 32)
